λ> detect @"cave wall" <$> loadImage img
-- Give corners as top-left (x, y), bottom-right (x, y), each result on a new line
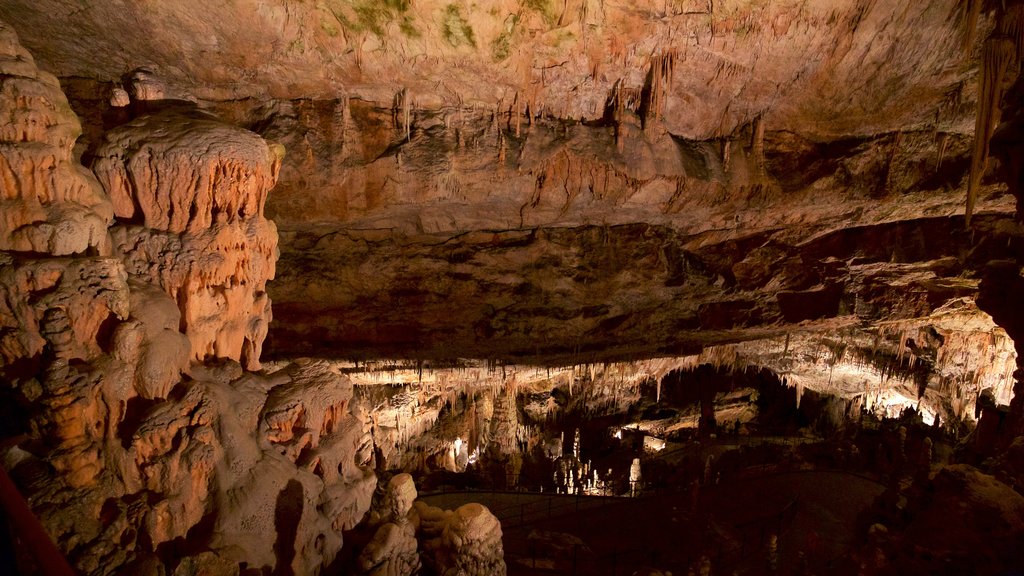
top-left (3, 0), bottom-right (1024, 572)
top-left (0, 23), bottom-right (375, 575)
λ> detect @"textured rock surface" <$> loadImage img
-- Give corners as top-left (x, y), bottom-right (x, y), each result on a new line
top-left (265, 214), bottom-right (1018, 363)
top-left (0, 21), bottom-right (112, 255)
top-left (852, 464), bottom-right (1024, 574)
top-left (0, 0), bottom-right (989, 141)
top-left (409, 502), bottom-right (502, 576)
top-left (94, 109), bottom-right (281, 370)
top-left (10, 2), bottom-right (1018, 374)
top-left (358, 474), bottom-right (420, 576)
top-left (0, 24), bottom-right (374, 576)
top-left (3, 1), bottom-right (1024, 574)
top-left (418, 501), bottom-right (506, 576)
top-left (359, 474), bottom-right (505, 576)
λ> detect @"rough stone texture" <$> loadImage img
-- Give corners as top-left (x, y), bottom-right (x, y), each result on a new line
top-left (115, 280), bottom-right (191, 400)
top-left (0, 0), bottom-right (988, 141)
top-left (93, 109), bottom-right (281, 370)
top-left (9, 355), bottom-right (377, 576)
top-left (2, 2), bottom-right (1024, 574)
top-left (854, 464), bottom-right (1024, 574)
top-left (17, 3), bottom-right (1019, 380)
top-left (0, 20), bottom-right (112, 255)
top-left (358, 473), bottom-right (420, 576)
top-left (0, 253), bottom-right (128, 367)
top-left (0, 25), bottom-right (374, 576)
top-left (214, 102), bottom-right (991, 233)
top-left (416, 501), bottom-right (506, 576)
top-left (265, 214), bottom-right (1017, 364)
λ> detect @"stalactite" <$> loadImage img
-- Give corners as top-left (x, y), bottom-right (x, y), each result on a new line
top-left (393, 88), bottom-right (412, 141)
top-left (403, 89), bottom-right (411, 141)
top-left (609, 80), bottom-right (642, 150)
top-left (1000, 4), bottom-right (1024, 62)
top-left (643, 50), bottom-right (676, 127)
top-left (884, 130), bottom-right (901, 194)
top-left (935, 132), bottom-right (950, 170)
top-left (515, 93), bottom-right (522, 137)
top-left (961, 0), bottom-right (984, 57)
top-left (750, 116), bottom-right (766, 181)
top-left (966, 36), bottom-right (1016, 226)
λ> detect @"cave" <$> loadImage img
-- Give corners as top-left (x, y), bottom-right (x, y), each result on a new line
top-left (1, 0), bottom-right (1024, 575)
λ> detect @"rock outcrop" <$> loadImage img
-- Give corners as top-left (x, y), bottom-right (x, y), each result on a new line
top-left (0, 21), bottom-right (112, 256)
top-left (358, 474), bottom-right (421, 576)
top-left (93, 108), bottom-right (281, 371)
top-left (356, 474), bottom-right (506, 576)
top-left (0, 24), bottom-right (375, 576)
top-left (416, 501), bottom-right (506, 576)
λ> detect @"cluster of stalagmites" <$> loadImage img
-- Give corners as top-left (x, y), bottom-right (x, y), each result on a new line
top-left (0, 21), bottom-right (395, 575)
top-left (358, 473), bottom-right (506, 576)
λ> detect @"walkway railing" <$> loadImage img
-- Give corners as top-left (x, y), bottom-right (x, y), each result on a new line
top-left (503, 497), bottom-right (800, 575)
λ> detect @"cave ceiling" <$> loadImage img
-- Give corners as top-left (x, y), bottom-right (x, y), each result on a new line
top-left (1, 0), bottom-right (1020, 369)
top-left (0, 0), bottom-right (988, 138)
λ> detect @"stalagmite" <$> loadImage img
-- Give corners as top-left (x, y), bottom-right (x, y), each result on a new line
top-left (629, 457), bottom-right (642, 496)
top-left (359, 474), bottom-right (420, 576)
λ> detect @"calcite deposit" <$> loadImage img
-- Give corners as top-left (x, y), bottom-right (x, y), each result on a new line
top-left (0, 21), bottom-right (111, 256)
top-left (2, 0), bottom-right (1024, 573)
top-left (358, 474), bottom-right (421, 576)
top-left (0, 24), bottom-right (372, 576)
top-left (93, 108), bottom-right (281, 371)
top-left (356, 473), bottom-right (506, 576)
top-left (415, 500), bottom-right (506, 576)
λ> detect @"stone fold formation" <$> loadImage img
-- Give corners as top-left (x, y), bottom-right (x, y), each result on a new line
top-left (0, 21), bottom-right (387, 575)
top-left (359, 473), bottom-right (506, 576)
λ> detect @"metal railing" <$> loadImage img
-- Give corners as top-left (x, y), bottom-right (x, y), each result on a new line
top-left (503, 497), bottom-right (800, 575)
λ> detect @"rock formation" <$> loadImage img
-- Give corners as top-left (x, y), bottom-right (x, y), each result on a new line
top-left (93, 108), bottom-right (281, 371)
top-left (414, 500), bottom-right (506, 576)
top-left (2, 0), bottom-right (1024, 574)
top-left (0, 24), bottom-right (374, 576)
top-left (356, 473), bottom-right (506, 576)
top-left (0, 21), bottom-right (112, 256)
top-left (358, 474), bottom-right (421, 576)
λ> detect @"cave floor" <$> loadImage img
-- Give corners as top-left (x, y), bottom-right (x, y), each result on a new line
top-left (424, 469), bottom-right (885, 575)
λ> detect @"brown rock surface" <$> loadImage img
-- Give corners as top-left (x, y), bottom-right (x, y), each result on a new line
top-left (0, 24), bottom-right (375, 576)
top-left (94, 109), bottom-right (281, 370)
top-left (0, 21), bottom-right (112, 255)
top-left (2, 1), bottom-right (1024, 574)
top-left (0, 0), bottom-right (986, 141)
